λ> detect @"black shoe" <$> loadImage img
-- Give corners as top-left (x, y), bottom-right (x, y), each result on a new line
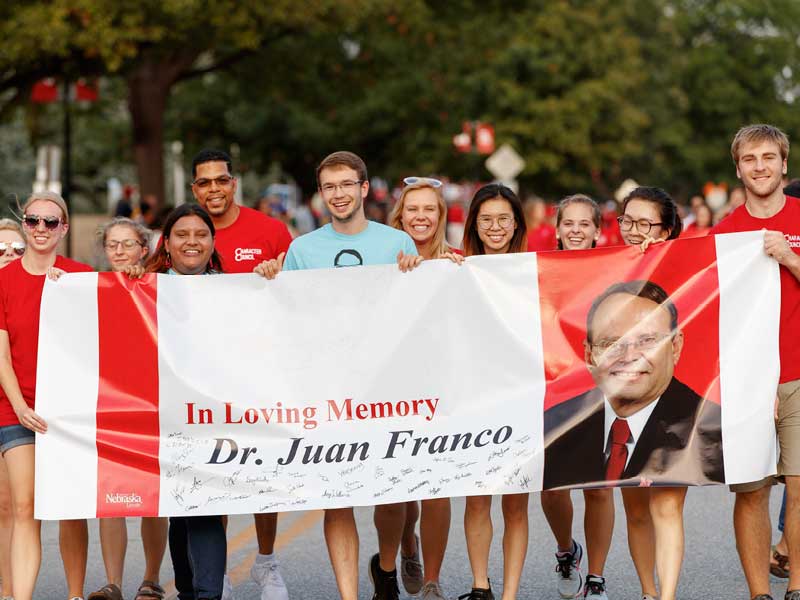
top-left (458, 582), bottom-right (495, 600)
top-left (785, 591), bottom-right (800, 600)
top-left (751, 595), bottom-right (774, 600)
top-left (369, 553), bottom-right (399, 600)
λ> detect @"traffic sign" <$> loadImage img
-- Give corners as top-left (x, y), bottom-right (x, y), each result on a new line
top-left (485, 144), bottom-right (525, 181)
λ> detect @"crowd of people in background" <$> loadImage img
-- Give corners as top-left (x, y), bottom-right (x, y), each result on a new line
top-left (0, 123), bottom-right (798, 600)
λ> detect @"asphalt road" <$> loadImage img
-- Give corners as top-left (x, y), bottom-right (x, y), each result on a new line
top-left (36, 485), bottom-right (787, 599)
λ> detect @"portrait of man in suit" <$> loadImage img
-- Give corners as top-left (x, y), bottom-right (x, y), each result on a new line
top-left (543, 279), bottom-right (724, 489)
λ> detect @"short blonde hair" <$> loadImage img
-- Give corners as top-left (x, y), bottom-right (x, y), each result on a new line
top-left (731, 124), bottom-right (790, 164)
top-left (0, 219), bottom-right (23, 237)
top-left (388, 182), bottom-right (449, 258)
top-left (21, 191), bottom-right (69, 224)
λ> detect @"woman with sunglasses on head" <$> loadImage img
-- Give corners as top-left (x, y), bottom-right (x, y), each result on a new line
top-left (460, 183), bottom-right (528, 600)
top-left (616, 186), bottom-right (684, 600)
top-left (540, 195), bottom-right (616, 600)
top-left (86, 217), bottom-right (169, 600)
top-left (0, 219), bottom-right (25, 269)
top-left (0, 219), bottom-right (25, 600)
top-left (0, 192), bottom-right (92, 600)
top-left (384, 177), bottom-right (462, 600)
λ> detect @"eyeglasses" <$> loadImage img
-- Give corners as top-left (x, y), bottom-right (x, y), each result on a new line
top-left (403, 176), bottom-right (442, 188)
top-left (320, 180), bottom-right (362, 195)
top-left (22, 215), bottom-right (63, 230)
top-left (591, 333), bottom-right (673, 361)
top-left (104, 239), bottom-right (144, 251)
top-left (477, 215), bottom-right (515, 230)
top-left (0, 242), bottom-right (25, 256)
top-left (193, 175), bottom-right (234, 189)
top-left (617, 216), bottom-right (663, 234)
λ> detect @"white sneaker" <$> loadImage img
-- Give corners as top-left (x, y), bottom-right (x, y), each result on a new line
top-left (420, 581), bottom-right (446, 600)
top-left (222, 573), bottom-right (236, 600)
top-left (555, 540), bottom-right (584, 599)
top-left (583, 574), bottom-right (608, 599)
top-left (251, 557), bottom-right (289, 600)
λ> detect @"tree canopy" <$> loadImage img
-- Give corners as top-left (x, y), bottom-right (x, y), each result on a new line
top-left (2, 0), bottom-right (799, 207)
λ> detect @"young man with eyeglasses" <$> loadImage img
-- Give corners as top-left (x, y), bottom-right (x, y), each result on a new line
top-left (278, 151), bottom-right (418, 600)
top-left (711, 124), bottom-right (800, 600)
top-left (190, 149), bottom-right (293, 600)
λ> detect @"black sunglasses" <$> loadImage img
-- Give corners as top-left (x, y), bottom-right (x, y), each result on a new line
top-left (22, 215), bottom-right (62, 231)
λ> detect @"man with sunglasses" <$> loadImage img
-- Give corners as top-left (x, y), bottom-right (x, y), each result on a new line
top-left (191, 149), bottom-right (293, 274)
top-left (543, 280), bottom-right (724, 490)
top-left (190, 149), bottom-right (293, 600)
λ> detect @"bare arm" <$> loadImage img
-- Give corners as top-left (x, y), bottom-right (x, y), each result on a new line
top-left (0, 330), bottom-right (46, 433)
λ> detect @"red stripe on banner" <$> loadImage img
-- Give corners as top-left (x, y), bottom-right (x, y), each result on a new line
top-left (96, 273), bottom-right (160, 517)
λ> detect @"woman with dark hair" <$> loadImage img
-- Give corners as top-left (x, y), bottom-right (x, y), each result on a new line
top-left (618, 186), bottom-right (682, 251)
top-left (462, 184), bottom-right (528, 257)
top-left (460, 183), bottom-right (528, 600)
top-left (616, 186), bottom-right (685, 600)
top-left (144, 204), bottom-right (224, 275)
top-left (542, 194), bottom-right (615, 600)
top-left (127, 204), bottom-right (226, 600)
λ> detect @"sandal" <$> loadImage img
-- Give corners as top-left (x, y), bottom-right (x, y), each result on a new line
top-left (87, 583), bottom-right (123, 600)
top-left (771, 545), bottom-right (790, 578)
top-left (135, 580), bottom-right (165, 600)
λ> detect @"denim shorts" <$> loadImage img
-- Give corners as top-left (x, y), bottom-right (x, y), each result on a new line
top-left (0, 424), bottom-right (35, 454)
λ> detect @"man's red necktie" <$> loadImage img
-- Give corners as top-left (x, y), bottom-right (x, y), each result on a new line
top-left (605, 417), bottom-right (631, 481)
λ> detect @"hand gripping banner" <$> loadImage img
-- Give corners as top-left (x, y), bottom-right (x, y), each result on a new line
top-left (35, 232), bottom-right (779, 519)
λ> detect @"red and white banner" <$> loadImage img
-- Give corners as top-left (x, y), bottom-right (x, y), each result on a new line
top-left (35, 232), bottom-right (779, 519)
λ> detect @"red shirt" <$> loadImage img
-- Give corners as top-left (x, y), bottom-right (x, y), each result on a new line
top-left (711, 196), bottom-right (800, 383)
top-left (681, 224), bottom-right (711, 239)
top-left (0, 257), bottom-right (92, 426)
top-left (527, 224), bottom-right (557, 252)
top-left (214, 206), bottom-right (293, 273)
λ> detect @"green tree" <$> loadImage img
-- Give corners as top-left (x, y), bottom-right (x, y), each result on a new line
top-left (0, 0), bottom-right (372, 206)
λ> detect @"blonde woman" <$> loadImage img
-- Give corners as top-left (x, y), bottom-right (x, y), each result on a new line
top-left (0, 192), bottom-right (92, 600)
top-left (386, 177), bottom-right (461, 600)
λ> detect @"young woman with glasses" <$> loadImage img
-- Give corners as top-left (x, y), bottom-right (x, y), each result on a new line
top-left (0, 192), bottom-right (92, 600)
top-left (540, 195), bottom-right (616, 600)
top-left (616, 186), bottom-right (684, 600)
top-left (86, 217), bottom-right (169, 600)
top-left (460, 183), bottom-right (528, 600)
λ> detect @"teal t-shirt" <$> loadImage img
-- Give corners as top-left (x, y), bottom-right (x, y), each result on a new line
top-left (284, 222), bottom-right (417, 271)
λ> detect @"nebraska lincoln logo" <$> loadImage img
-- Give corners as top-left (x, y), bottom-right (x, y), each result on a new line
top-left (234, 247), bottom-right (263, 262)
top-left (105, 492), bottom-right (143, 506)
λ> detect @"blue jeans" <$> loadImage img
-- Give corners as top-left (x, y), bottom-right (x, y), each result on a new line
top-left (779, 487), bottom-right (787, 533)
top-left (168, 516), bottom-right (227, 600)
top-left (0, 424), bottom-right (35, 454)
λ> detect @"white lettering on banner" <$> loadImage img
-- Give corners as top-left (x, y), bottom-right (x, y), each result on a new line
top-left (32, 234), bottom-right (781, 520)
top-left (105, 492), bottom-right (142, 506)
top-left (234, 247), bottom-right (262, 261)
top-left (786, 234), bottom-right (800, 248)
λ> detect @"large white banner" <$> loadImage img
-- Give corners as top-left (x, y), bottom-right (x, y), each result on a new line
top-left (35, 232), bottom-right (779, 519)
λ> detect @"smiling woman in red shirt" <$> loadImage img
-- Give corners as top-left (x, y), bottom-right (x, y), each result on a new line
top-left (0, 191), bottom-right (92, 600)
